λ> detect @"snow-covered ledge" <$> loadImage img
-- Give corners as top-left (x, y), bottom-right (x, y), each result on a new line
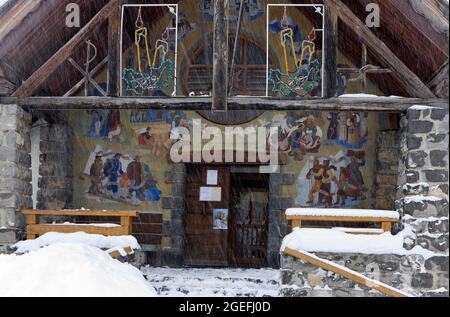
top-left (285, 208), bottom-right (400, 220)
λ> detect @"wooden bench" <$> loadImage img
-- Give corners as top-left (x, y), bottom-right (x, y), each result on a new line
top-left (22, 209), bottom-right (138, 240)
top-left (286, 208), bottom-right (399, 235)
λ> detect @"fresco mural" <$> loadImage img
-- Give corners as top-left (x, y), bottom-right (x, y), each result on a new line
top-left (86, 110), bottom-right (122, 142)
top-left (261, 112), bottom-right (323, 161)
top-left (326, 112), bottom-right (368, 149)
top-left (70, 109), bottom-right (379, 212)
top-left (130, 110), bottom-right (188, 158)
top-left (295, 150), bottom-right (368, 207)
top-left (83, 145), bottom-right (161, 206)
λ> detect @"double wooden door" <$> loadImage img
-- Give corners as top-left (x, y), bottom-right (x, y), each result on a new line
top-left (185, 165), bottom-right (268, 267)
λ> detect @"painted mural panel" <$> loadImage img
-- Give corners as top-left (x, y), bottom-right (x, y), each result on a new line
top-left (69, 109), bottom-right (379, 211)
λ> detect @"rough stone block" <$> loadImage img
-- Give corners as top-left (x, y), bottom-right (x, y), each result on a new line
top-left (430, 150), bottom-right (448, 168)
top-left (423, 170), bottom-right (449, 182)
top-left (408, 121), bottom-right (434, 134)
top-left (411, 273), bottom-right (434, 289)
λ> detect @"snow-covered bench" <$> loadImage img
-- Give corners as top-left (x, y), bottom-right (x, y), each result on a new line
top-left (22, 209), bottom-right (138, 240)
top-left (285, 208), bottom-right (400, 234)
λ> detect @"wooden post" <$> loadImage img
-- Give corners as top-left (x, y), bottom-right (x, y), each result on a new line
top-left (382, 222), bottom-right (392, 233)
top-left (25, 214), bottom-right (38, 240)
top-left (323, 3), bottom-right (338, 98)
top-left (212, 0), bottom-right (229, 112)
top-left (107, 2), bottom-right (121, 97)
top-left (120, 216), bottom-right (133, 235)
top-left (229, 0), bottom-right (246, 96)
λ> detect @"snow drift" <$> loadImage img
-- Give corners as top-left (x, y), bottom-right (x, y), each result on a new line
top-left (0, 243), bottom-right (156, 297)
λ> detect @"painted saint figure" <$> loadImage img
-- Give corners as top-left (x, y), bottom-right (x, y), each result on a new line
top-left (106, 110), bottom-right (121, 142)
top-left (306, 158), bottom-right (324, 205)
top-left (318, 160), bottom-right (337, 207)
top-left (103, 153), bottom-right (124, 195)
top-left (88, 153), bottom-right (104, 194)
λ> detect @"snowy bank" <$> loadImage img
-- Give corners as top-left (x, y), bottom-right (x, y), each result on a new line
top-left (13, 232), bottom-right (140, 254)
top-left (285, 208), bottom-right (399, 220)
top-left (0, 243), bottom-right (156, 297)
top-left (281, 228), bottom-right (437, 258)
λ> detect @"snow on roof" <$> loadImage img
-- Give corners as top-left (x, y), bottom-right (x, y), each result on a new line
top-left (281, 228), bottom-right (438, 259)
top-left (0, 243), bottom-right (156, 297)
top-left (285, 208), bottom-right (400, 220)
top-left (13, 232), bottom-right (140, 254)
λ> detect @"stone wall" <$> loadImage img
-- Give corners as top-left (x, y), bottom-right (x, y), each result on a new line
top-left (374, 130), bottom-right (401, 210)
top-left (0, 105), bottom-right (32, 247)
top-left (36, 120), bottom-right (74, 211)
top-left (280, 104), bottom-right (449, 297)
top-left (267, 173), bottom-right (295, 268)
top-left (396, 105), bottom-right (449, 292)
top-left (280, 252), bottom-right (448, 297)
top-left (160, 163), bottom-right (187, 266)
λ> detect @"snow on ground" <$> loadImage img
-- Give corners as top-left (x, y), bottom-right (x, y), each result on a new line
top-left (0, 243), bottom-right (157, 297)
top-left (281, 228), bottom-right (438, 259)
top-left (13, 232), bottom-right (140, 254)
top-left (141, 267), bottom-right (280, 297)
top-left (285, 208), bottom-right (399, 219)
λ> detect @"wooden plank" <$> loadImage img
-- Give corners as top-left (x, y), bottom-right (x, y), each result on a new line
top-left (2, 96), bottom-right (448, 112)
top-left (283, 247), bottom-right (414, 297)
top-left (120, 216), bottom-right (133, 235)
top-left (136, 213), bottom-right (163, 224)
top-left (22, 209), bottom-right (138, 217)
top-left (286, 215), bottom-right (398, 222)
top-left (12, 0), bottom-right (119, 97)
top-left (132, 223), bottom-right (162, 234)
top-left (211, 0), bottom-right (229, 111)
top-left (108, 246), bottom-right (134, 258)
top-left (427, 59), bottom-right (449, 98)
top-left (323, 3), bottom-right (338, 97)
top-left (389, 0), bottom-right (448, 56)
top-left (27, 224), bottom-right (128, 236)
top-left (107, 1), bottom-right (121, 97)
top-left (381, 222), bottom-right (392, 232)
top-left (325, 0), bottom-right (435, 98)
top-left (133, 234), bottom-right (162, 245)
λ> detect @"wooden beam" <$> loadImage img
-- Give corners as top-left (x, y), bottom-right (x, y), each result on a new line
top-left (1, 96), bottom-right (448, 112)
top-left (427, 59), bottom-right (449, 98)
top-left (212, 0), bottom-right (229, 112)
top-left (283, 247), bottom-right (414, 297)
top-left (323, 3), bottom-right (338, 97)
top-left (11, 0), bottom-right (118, 97)
top-left (325, 0), bottom-right (436, 98)
top-left (390, 0), bottom-right (449, 56)
top-left (107, 1), bottom-right (122, 97)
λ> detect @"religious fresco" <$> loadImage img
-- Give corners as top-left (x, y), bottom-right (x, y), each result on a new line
top-left (86, 110), bottom-right (122, 142)
top-left (326, 112), bottom-right (368, 150)
top-left (260, 112), bottom-right (323, 161)
top-left (82, 145), bottom-right (161, 206)
top-left (69, 109), bottom-right (379, 211)
top-left (130, 110), bottom-right (188, 158)
top-left (295, 150), bottom-right (368, 207)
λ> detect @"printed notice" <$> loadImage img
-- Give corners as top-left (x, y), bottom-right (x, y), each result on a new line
top-left (199, 187), bottom-right (222, 202)
top-left (206, 170), bottom-right (218, 185)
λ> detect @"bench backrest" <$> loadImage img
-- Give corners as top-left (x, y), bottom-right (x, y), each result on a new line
top-left (22, 209), bottom-right (138, 217)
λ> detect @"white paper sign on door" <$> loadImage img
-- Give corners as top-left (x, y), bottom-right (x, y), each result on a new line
top-left (199, 187), bottom-right (222, 202)
top-left (206, 170), bottom-right (218, 185)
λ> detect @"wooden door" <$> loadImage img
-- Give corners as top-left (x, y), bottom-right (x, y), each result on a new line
top-left (185, 165), bottom-right (230, 266)
top-left (229, 173), bottom-right (269, 268)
